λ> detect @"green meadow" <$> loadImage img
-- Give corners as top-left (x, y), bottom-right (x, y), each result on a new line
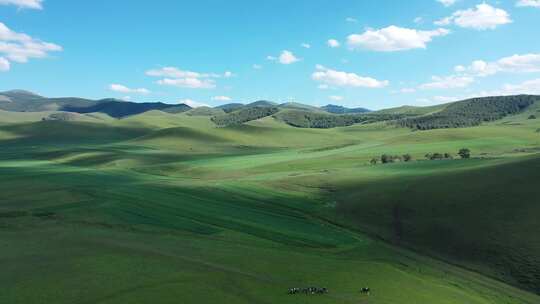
top-left (1, 102), bottom-right (540, 303)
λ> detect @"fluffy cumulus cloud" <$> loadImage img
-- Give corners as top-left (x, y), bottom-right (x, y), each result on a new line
top-left (278, 50), bottom-right (300, 64)
top-left (499, 79), bottom-right (540, 95)
top-left (327, 39), bottom-right (340, 48)
top-left (266, 51), bottom-right (300, 64)
top-left (146, 66), bottom-right (233, 89)
top-left (455, 53), bottom-right (540, 77)
top-left (435, 4), bottom-right (512, 30)
top-left (312, 65), bottom-right (389, 88)
top-left (109, 84), bottom-right (150, 95)
top-left (0, 0), bottom-right (42, 9)
top-left (156, 78), bottom-right (216, 89)
top-left (347, 26), bottom-right (449, 52)
top-left (517, 0), bottom-right (540, 7)
top-left (437, 0), bottom-right (457, 7)
top-left (0, 22), bottom-right (62, 70)
top-left (0, 56), bottom-right (10, 71)
top-left (212, 95), bottom-right (231, 101)
top-left (419, 75), bottom-right (475, 89)
top-left (470, 79), bottom-right (540, 97)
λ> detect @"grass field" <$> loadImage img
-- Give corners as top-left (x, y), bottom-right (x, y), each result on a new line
top-left (1, 104), bottom-right (540, 303)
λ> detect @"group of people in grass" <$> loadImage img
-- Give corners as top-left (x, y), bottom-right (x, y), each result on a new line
top-left (287, 286), bottom-right (370, 296)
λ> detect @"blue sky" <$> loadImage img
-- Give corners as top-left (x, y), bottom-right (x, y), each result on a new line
top-left (1, 0), bottom-right (540, 109)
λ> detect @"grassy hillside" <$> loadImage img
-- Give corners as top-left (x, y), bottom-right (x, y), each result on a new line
top-left (212, 107), bottom-right (280, 126)
top-left (0, 104), bottom-right (539, 303)
top-left (63, 100), bottom-right (191, 118)
top-left (185, 106), bottom-right (225, 116)
top-left (274, 109), bottom-right (408, 128)
top-left (374, 104), bottom-right (449, 115)
top-left (397, 95), bottom-right (539, 130)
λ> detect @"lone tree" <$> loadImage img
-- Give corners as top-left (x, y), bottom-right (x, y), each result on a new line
top-left (403, 154), bottom-right (413, 162)
top-left (529, 115), bottom-right (537, 120)
top-left (370, 158), bottom-right (378, 165)
top-left (458, 148), bottom-right (471, 159)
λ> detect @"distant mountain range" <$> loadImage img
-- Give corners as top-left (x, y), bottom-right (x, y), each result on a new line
top-left (320, 104), bottom-right (371, 114)
top-left (0, 90), bottom-right (373, 118)
top-left (2, 89), bottom-right (537, 131)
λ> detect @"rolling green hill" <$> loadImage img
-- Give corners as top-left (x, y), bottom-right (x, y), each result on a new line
top-left (396, 95), bottom-right (539, 130)
top-left (62, 100), bottom-right (191, 118)
top-left (1, 93), bottom-right (540, 303)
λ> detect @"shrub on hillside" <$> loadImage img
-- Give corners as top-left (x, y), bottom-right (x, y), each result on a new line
top-left (371, 154), bottom-right (415, 165)
top-left (425, 153), bottom-right (453, 160)
top-left (403, 154), bottom-right (413, 162)
top-left (458, 148), bottom-right (471, 159)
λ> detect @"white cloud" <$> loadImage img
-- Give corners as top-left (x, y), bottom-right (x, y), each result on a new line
top-left (0, 0), bottom-right (42, 9)
top-left (179, 99), bottom-right (210, 108)
top-left (454, 65), bottom-right (466, 72)
top-left (212, 95), bottom-right (232, 101)
top-left (156, 78), bottom-right (215, 89)
top-left (146, 67), bottom-right (206, 78)
top-left (0, 22), bottom-right (62, 68)
top-left (437, 0), bottom-right (457, 7)
top-left (435, 4), bottom-right (512, 30)
top-left (252, 64), bottom-right (262, 69)
top-left (456, 53), bottom-right (540, 77)
top-left (146, 66), bottom-right (230, 89)
top-left (327, 39), bottom-right (341, 48)
top-left (312, 65), bottom-right (389, 88)
top-left (278, 50), bottom-right (300, 64)
top-left (0, 56), bottom-right (10, 71)
top-left (109, 84), bottom-right (150, 95)
top-left (266, 55), bottom-right (276, 61)
top-left (516, 0), bottom-right (540, 8)
top-left (347, 26), bottom-right (449, 52)
top-left (499, 78), bottom-right (540, 95)
top-left (419, 75), bottom-right (474, 89)
top-left (346, 17), bottom-right (358, 23)
top-left (301, 43), bottom-right (311, 49)
top-left (497, 54), bottom-right (540, 73)
top-left (413, 17), bottom-right (424, 24)
top-left (329, 95), bottom-right (344, 101)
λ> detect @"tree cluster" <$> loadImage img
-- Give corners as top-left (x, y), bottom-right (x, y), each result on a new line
top-left (276, 110), bottom-right (409, 129)
top-left (212, 107), bottom-right (279, 126)
top-left (425, 148), bottom-right (470, 160)
top-left (371, 149), bottom-right (470, 165)
top-left (371, 154), bottom-right (413, 164)
top-left (396, 95), bottom-right (538, 130)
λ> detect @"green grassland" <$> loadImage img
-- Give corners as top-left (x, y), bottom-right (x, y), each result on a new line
top-left (1, 103), bottom-right (540, 303)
